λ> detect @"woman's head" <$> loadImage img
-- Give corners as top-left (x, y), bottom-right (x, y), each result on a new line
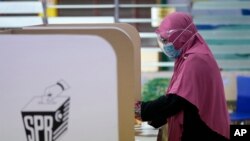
top-left (155, 12), bottom-right (198, 58)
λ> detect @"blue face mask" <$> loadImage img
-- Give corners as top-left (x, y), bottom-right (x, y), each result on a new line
top-left (162, 43), bottom-right (181, 59)
top-left (157, 23), bottom-right (194, 59)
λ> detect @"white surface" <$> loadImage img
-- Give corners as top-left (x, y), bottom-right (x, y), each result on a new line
top-left (0, 17), bottom-right (44, 28)
top-left (135, 122), bottom-right (158, 141)
top-left (0, 1), bottom-right (43, 14)
top-left (22, 97), bottom-right (69, 111)
top-left (48, 17), bottom-right (114, 24)
top-left (0, 35), bottom-right (118, 141)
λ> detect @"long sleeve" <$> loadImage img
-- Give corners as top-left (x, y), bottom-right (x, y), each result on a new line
top-left (135, 94), bottom-right (230, 140)
top-left (141, 94), bottom-right (186, 121)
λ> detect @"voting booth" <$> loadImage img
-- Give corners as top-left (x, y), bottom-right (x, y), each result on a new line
top-left (0, 23), bottom-right (141, 141)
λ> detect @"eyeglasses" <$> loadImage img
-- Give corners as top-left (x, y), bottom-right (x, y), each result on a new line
top-left (155, 28), bottom-right (193, 44)
top-left (156, 34), bottom-right (168, 45)
top-left (155, 28), bottom-right (175, 45)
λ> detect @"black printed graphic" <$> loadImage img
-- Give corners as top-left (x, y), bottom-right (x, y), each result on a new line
top-left (21, 80), bottom-right (70, 141)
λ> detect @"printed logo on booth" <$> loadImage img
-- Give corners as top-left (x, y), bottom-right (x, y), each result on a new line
top-left (21, 80), bottom-right (70, 141)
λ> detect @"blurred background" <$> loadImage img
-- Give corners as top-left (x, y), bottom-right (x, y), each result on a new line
top-left (1, 0), bottom-right (250, 140)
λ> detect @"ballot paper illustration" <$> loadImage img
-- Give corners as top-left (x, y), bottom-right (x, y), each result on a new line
top-left (21, 80), bottom-right (70, 141)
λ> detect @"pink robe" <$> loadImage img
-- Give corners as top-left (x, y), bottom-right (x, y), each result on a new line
top-left (156, 12), bottom-right (230, 141)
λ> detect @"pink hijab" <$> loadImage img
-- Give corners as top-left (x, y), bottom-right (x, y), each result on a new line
top-left (156, 12), bottom-right (230, 141)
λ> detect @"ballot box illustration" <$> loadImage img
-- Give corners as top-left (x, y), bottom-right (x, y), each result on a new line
top-left (21, 80), bottom-right (70, 141)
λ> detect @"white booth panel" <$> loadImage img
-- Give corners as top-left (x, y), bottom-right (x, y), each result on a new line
top-left (0, 35), bottom-right (118, 141)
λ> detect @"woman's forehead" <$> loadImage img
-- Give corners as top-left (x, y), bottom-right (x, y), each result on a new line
top-left (156, 29), bottom-right (180, 39)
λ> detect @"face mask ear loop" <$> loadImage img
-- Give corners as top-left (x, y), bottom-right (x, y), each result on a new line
top-left (179, 32), bottom-right (198, 50)
top-left (170, 23), bottom-right (194, 44)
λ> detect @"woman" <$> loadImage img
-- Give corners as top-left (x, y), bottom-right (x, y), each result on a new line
top-left (135, 12), bottom-right (230, 141)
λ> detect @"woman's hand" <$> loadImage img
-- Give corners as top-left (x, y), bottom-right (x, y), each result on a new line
top-left (135, 101), bottom-right (142, 121)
